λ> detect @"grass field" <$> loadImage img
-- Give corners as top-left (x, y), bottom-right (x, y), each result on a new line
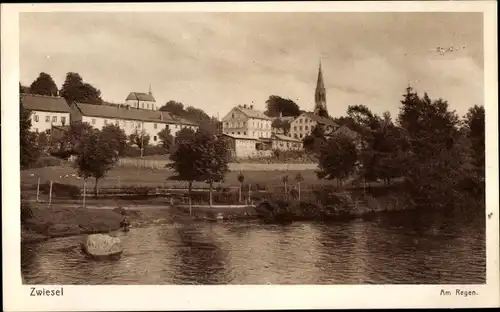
top-left (21, 165), bottom-right (336, 191)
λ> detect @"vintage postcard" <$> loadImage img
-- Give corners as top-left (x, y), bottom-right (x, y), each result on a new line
top-left (2, 1), bottom-right (499, 311)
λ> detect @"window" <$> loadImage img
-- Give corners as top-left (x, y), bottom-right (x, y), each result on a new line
top-left (243, 122), bottom-right (246, 127)
top-left (92, 119), bottom-right (96, 125)
top-left (299, 119), bottom-right (302, 123)
top-left (294, 126), bottom-right (297, 131)
top-left (45, 116), bottom-right (50, 122)
top-left (305, 126), bottom-right (308, 130)
top-left (299, 134), bottom-right (303, 138)
top-left (232, 113), bottom-right (235, 118)
top-left (52, 116), bottom-right (57, 122)
top-left (153, 136), bottom-right (157, 141)
top-left (147, 103), bottom-right (150, 109)
top-left (253, 132), bottom-right (255, 136)
top-left (141, 103), bottom-right (144, 109)
top-left (33, 115), bottom-right (39, 122)
top-left (237, 132), bottom-right (241, 135)
top-left (61, 116), bottom-right (66, 125)
top-left (299, 126), bottom-right (302, 130)
top-left (154, 123), bottom-right (157, 129)
top-left (244, 132), bottom-right (247, 135)
top-left (294, 134), bottom-right (298, 138)
top-left (166, 125), bottom-right (170, 130)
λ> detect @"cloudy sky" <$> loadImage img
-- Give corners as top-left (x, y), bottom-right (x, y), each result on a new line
top-left (19, 12), bottom-right (483, 118)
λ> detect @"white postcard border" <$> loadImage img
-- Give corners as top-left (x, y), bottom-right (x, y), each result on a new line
top-left (2, 2), bottom-right (499, 311)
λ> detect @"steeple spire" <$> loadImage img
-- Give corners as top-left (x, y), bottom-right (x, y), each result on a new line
top-left (314, 61), bottom-right (328, 116)
top-left (148, 84), bottom-right (152, 95)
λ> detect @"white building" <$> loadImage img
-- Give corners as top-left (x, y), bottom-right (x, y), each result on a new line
top-left (21, 94), bottom-right (71, 133)
top-left (125, 89), bottom-right (157, 111)
top-left (222, 104), bottom-right (272, 139)
top-left (289, 112), bottom-right (338, 140)
top-left (271, 134), bottom-right (302, 151)
top-left (70, 102), bottom-right (198, 145)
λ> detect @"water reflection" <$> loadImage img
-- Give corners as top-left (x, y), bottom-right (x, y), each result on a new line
top-left (21, 210), bottom-right (486, 285)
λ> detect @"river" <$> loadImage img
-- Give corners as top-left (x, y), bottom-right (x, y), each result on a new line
top-left (21, 209), bottom-right (485, 284)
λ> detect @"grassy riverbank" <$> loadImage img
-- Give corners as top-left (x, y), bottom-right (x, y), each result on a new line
top-left (21, 203), bottom-right (178, 244)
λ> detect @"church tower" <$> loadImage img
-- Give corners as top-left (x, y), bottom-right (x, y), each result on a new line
top-left (314, 61), bottom-right (328, 116)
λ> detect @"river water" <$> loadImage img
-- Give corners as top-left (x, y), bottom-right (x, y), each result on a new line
top-left (22, 210), bottom-right (485, 284)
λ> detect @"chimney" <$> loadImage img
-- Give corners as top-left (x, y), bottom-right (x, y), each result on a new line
top-left (243, 104), bottom-right (247, 109)
top-left (250, 105), bottom-right (254, 109)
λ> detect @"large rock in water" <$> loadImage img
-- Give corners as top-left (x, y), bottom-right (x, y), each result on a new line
top-left (82, 234), bottom-right (123, 259)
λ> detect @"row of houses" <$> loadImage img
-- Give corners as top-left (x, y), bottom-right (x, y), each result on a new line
top-left (23, 93), bottom-right (342, 159)
top-left (220, 103), bottom-right (359, 158)
top-left (22, 93), bottom-right (199, 146)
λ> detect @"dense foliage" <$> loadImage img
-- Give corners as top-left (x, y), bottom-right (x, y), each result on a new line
top-left (315, 86), bottom-right (485, 210)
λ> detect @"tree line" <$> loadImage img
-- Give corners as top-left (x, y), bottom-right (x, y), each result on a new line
top-left (312, 87), bottom-right (484, 209)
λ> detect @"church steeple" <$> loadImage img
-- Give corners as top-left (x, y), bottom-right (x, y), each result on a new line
top-left (314, 61), bottom-right (328, 116)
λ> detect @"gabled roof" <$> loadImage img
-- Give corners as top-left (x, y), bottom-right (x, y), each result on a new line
top-left (235, 106), bottom-right (271, 120)
top-left (21, 94), bottom-right (71, 113)
top-left (298, 112), bottom-right (338, 127)
top-left (73, 102), bottom-right (197, 126)
top-left (125, 92), bottom-right (156, 102)
top-left (272, 133), bottom-right (302, 142)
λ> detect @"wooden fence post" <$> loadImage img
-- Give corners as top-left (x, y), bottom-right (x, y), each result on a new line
top-left (83, 179), bottom-right (87, 208)
top-left (36, 177), bottom-right (40, 202)
top-left (48, 180), bottom-right (53, 207)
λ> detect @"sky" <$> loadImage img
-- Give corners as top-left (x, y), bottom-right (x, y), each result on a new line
top-left (19, 12), bottom-right (484, 119)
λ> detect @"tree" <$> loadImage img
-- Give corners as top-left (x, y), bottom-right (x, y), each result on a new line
top-left (64, 121), bottom-right (94, 154)
top-left (75, 128), bottom-right (120, 197)
top-left (29, 72), bottom-right (58, 96)
top-left (464, 105), bottom-right (485, 176)
top-left (237, 172), bottom-right (245, 203)
top-left (160, 101), bottom-right (184, 115)
top-left (317, 107), bottom-right (329, 118)
top-left (169, 128), bottom-right (229, 211)
top-left (282, 175), bottom-right (289, 198)
top-left (397, 87), bottom-right (464, 208)
top-left (271, 118), bottom-right (282, 130)
top-left (303, 124), bottom-right (326, 153)
top-left (101, 124), bottom-right (127, 156)
top-left (265, 95), bottom-right (301, 117)
top-left (295, 172), bottom-right (304, 200)
top-left (36, 131), bottom-right (50, 155)
top-left (158, 127), bottom-right (174, 151)
top-left (20, 98), bottom-right (40, 169)
top-left (201, 132), bottom-right (230, 207)
top-left (20, 82), bottom-right (30, 94)
top-left (129, 129), bottom-right (150, 152)
top-left (316, 134), bottom-right (358, 187)
top-left (60, 72), bottom-right (103, 104)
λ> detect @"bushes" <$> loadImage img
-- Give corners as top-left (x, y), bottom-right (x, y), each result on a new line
top-left (21, 202), bottom-right (33, 224)
top-left (39, 182), bottom-right (81, 199)
top-left (30, 156), bottom-right (65, 168)
top-left (122, 145), bottom-right (169, 158)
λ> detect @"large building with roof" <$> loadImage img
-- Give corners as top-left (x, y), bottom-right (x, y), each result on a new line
top-left (289, 111), bottom-right (338, 139)
top-left (221, 104), bottom-right (272, 139)
top-left (125, 86), bottom-right (157, 111)
top-left (21, 94), bottom-right (72, 133)
top-left (69, 102), bottom-right (198, 145)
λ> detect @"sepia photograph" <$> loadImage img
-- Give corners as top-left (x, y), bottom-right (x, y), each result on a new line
top-left (2, 1), bottom-right (499, 311)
